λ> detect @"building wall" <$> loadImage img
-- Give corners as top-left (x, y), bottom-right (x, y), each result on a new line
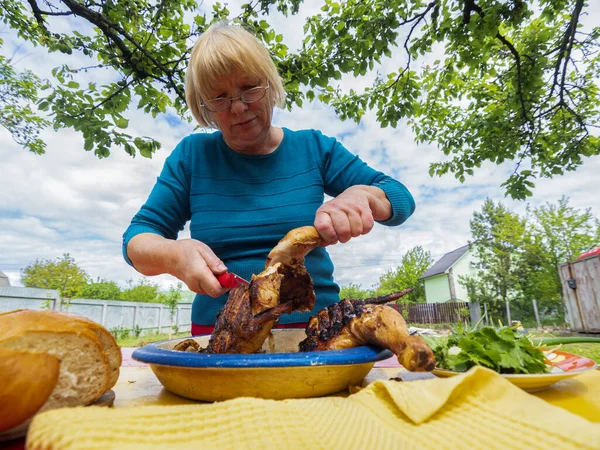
top-left (423, 274), bottom-right (451, 303)
top-left (451, 250), bottom-right (477, 302)
top-left (0, 271), bottom-right (10, 286)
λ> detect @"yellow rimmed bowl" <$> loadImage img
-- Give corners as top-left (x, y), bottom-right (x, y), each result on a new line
top-left (132, 329), bottom-right (393, 402)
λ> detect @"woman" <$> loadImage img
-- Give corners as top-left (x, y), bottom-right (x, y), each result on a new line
top-left (122, 22), bottom-right (416, 335)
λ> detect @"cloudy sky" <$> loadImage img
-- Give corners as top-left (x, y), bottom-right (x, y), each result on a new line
top-left (1, 1), bottom-right (599, 294)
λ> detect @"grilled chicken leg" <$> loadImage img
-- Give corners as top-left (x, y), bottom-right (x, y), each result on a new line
top-left (299, 291), bottom-right (436, 372)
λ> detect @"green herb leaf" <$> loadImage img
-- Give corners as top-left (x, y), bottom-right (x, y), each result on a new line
top-left (433, 326), bottom-right (549, 374)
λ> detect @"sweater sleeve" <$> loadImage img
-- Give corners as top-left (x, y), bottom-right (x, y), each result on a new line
top-left (314, 130), bottom-right (416, 227)
top-left (122, 141), bottom-right (192, 266)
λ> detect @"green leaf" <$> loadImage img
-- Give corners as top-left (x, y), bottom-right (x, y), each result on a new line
top-left (114, 117), bottom-right (129, 129)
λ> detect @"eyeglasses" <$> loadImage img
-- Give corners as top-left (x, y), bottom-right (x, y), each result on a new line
top-left (201, 82), bottom-right (270, 112)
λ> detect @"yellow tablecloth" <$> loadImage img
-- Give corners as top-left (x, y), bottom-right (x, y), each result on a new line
top-left (26, 366), bottom-right (600, 450)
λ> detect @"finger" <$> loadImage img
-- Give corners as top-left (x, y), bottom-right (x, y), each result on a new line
top-left (360, 209), bottom-right (375, 235)
top-left (202, 269), bottom-right (229, 297)
top-left (346, 209), bottom-right (365, 239)
top-left (197, 245), bottom-right (227, 274)
top-left (328, 209), bottom-right (353, 243)
top-left (193, 278), bottom-right (228, 298)
top-left (186, 266), bottom-right (228, 298)
top-left (206, 284), bottom-right (229, 298)
top-left (314, 211), bottom-right (338, 246)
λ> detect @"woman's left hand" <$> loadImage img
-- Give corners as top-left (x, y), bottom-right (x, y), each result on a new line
top-left (314, 185), bottom-right (391, 246)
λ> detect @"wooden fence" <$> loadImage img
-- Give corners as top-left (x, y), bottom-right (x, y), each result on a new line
top-left (390, 301), bottom-right (470, 325)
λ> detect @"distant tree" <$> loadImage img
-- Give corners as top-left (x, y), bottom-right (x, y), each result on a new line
top-left (21, 253), bottom-right (89, 300)
top-left (158, 282), bottom-right (183, 339)
top-left (339, 283), bottom-right (373, 300)
top-left (376, 246), bottom-right (433, 304)
top-left (528, 196), bottom-right (600, 263)
top-left (460, 199), bottom-right (527, 320)
top-left (80, 278), bottom-right (122, 300)
top-left (519, 196), bottom-right (600, 316)
top-left (120, 278), bottom-right (161, 303)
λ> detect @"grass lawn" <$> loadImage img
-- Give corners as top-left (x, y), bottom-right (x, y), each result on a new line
top-left (116, 332), bottom-right (191, 348)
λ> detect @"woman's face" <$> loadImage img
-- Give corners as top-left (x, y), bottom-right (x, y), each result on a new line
top-left (207, 74), bottom-right (275, 154)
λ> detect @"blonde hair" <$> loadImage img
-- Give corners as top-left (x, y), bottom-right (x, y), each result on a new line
top-left (185, 22), bottom-right (286, 128)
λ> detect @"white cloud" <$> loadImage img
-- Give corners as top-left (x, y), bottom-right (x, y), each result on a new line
top-left (1, 0), bottom-right (599, 299)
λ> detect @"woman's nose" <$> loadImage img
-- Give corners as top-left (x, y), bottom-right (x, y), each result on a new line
top-left (230, 97), bottom-right (248, 114)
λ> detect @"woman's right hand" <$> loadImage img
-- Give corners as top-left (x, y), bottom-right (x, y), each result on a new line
top-left (127, 234), bottom-right (229, 297)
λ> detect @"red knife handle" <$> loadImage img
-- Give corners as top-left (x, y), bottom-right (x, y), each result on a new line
top-left (217, 272), bottom-right (249, 289)
top-left (216, 273), bottom-right (236, 289)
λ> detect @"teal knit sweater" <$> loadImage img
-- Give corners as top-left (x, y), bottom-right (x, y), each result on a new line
top-left (123, 128), bottom-right (415, 325)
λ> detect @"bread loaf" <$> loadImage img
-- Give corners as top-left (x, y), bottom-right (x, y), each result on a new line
top-left (0, 349), bottom-right (60, 433)
top-left (29, 310), bottom-right (122, 387)
top-left (0, 309), bottom-right (121, 435)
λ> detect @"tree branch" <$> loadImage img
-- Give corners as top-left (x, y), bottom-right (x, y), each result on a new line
top-left (58, 0), bottom-right (186, 102)
top-left (387, 1), bottom-right (438, 91)
top-left (558, 0), bottom-right (584, 104)
top-left (26, 0), bottom-right (49, 28)
top-left (463, 0), bottom-right (530, 123)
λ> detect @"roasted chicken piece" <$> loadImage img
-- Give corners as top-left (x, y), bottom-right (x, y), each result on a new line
top-left (173, 339), bottom-right (201, 352)
top-left (172, 227), bottom-right (321, 355)
top-left (207, 226), bottom-right (322, 354)
top-left (206, 226), bottom-right (321, 353)
top-left (299, 290), bottom-right (436, 372)
top-left (265, 225), bottom-right (322, 267)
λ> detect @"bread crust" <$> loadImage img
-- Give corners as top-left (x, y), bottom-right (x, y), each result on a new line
top-left (14, 310), bottom-right (122, 388)
top-left (0, 349), bottom-right (60, 433)
top-left (0, 309), bottom-right (114, 431)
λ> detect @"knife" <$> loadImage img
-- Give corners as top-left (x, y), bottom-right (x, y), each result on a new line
top-left (217, 272), bottom-right (250, 289)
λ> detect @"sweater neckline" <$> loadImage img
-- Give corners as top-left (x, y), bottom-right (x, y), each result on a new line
top-left (218, 127), bottom-right (288, 159)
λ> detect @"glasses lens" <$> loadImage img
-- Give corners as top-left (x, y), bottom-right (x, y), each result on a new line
top-left (241, 86), bottom-right (266, 103)
top-left (204, 98), bottom-right (230, 112)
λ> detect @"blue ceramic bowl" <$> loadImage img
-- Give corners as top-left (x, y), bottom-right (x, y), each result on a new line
top-left (132, 329), bottom-right (392, 402)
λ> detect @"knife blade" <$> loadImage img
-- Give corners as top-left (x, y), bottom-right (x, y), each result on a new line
top-left (217, 272), bottom-right (250, 289)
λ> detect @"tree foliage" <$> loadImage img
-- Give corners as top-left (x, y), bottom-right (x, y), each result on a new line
top-left (338, 246), bottom-right (432, 303)
top-left (375, 246), bottom-right (432, 303)
top-left (519, 196), bottom-right (600, 314)
top-left (460, 198), bottom-right (527, 318)
top-left (1, 0), bottom-right (598, 198)
top-left (19, 254), bottom-right (192, 303)
top-left (158, 282), bottom-right (183, 338)
top-left (0, 37), bottom-right (50, 154)
top-left (461, 196), bottom-right (599, 321)
top-left (120, 278), bottom-right (162, 303)
top-left (339, 283), bottom-right (374, 300)
top-left (80, 277), bottom-right (122, 300)
top-left (21, 253), bottom-right (89, 299)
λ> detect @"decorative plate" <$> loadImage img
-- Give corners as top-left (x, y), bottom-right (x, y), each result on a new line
top-left (432, 350), bottom-right (598, 392)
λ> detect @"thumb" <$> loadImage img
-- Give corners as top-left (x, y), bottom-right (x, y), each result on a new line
top-left (198, 246), bottom-right (227, 274)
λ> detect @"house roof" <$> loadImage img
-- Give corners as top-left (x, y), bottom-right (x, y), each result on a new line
top-left (419, 244), bottom-right (470, 280)
top-left (0, 270), bottom-right (10, 286)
